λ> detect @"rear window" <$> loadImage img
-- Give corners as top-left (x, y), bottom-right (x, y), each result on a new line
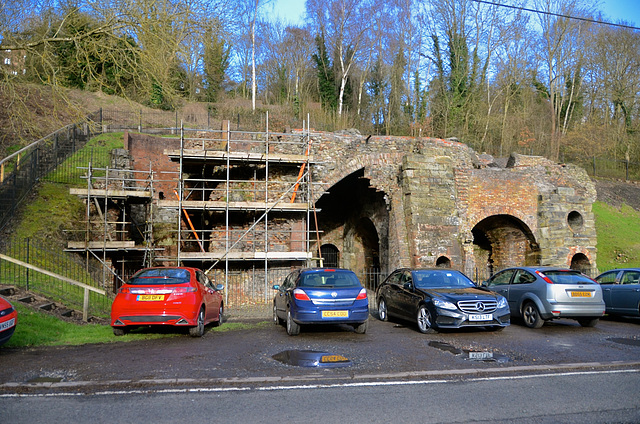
top-left (128, 268), bottom-right (191, 285)
top-left (299, 271), bottom-right (361, 288)
top-left (543, 271), bottom-right (594, 285)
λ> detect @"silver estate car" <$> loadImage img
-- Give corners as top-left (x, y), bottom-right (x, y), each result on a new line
top-left (482, 266), bottom-right (605, 328)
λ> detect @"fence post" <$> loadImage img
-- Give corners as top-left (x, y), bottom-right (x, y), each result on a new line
top-left (26, 238), bottom-right (30, 291)
top-left (83, 287), bottom-right (90, 322)
top-left (593, 156), bottom-right (596, 177)
top-left (138, 109), bottom-right (142, 132)
top-left (626, 159), bottom-right (629, 181)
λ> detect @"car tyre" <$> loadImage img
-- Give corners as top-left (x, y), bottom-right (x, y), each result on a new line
top-left (416, 305), bottom-right (435, 333)
top-left (354, 320), bottom-right (368, 334)
top-left (522, 302), bottom-right (544, 329)
top-left (213, 303), bottom-right (224, 327)
top-left (273, 303), bottom-right (283, 325)
top-left (189, 307), bottom-right (206, 337)
top-left (286, 308), bottom-right (300, 336)
top-left (378, 297), bottom-right (388, 322)
top-left (113, 327), bottom-right (127, 336)
top-left (577, 317), bottom-right (599, 327)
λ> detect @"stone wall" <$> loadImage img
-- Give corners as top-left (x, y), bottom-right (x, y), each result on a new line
top-left (121, 128), bottom-right (599, 280)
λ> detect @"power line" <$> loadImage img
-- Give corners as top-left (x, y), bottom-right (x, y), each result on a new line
top-left (470, 0), bottom-right (640, 31)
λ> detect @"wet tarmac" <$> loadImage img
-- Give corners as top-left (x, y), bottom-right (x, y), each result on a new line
top-left (1, 314), bottom-right (639, 392)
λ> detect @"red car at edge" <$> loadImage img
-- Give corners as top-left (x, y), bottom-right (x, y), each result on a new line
top-left (111, 267), bottom-right (224, 337)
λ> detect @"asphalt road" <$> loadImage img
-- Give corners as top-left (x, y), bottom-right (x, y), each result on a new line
top-left (3, 369), bottom-right (640, 423)
top-left (1, 314), bottom-right (639, 423)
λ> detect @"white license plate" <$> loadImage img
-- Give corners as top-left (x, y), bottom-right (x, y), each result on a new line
top-left (469, 351), bottom-right (494, 360)
top-left (469, 314), bottom-right (492, 322)
top-left (0, 318), bottom-right (15, 331)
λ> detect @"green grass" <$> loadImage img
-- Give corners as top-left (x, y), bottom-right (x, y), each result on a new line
top-left (3, 302), bottom-right (270, 348)
top-left (593, 201), bottom-right (640, 271)
top-left (45, 132), bottom-right (125, 184)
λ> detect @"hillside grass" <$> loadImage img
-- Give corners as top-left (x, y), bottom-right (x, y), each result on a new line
top-left (593, 201), bottom-right (640, 271)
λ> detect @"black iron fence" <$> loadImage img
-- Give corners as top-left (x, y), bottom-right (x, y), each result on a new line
top-left (0, 237), bottom-right (112, 318)
top-left (0, 111), bottom-right (102, 231)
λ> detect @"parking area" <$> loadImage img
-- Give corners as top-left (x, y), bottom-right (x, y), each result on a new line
top-left (0, 313), bottom-right (639, 390)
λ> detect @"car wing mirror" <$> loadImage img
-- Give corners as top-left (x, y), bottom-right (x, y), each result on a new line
top-left (403, 282), bottom-right (413, 290)
top-left (272, 284), bottom-right (280, 290)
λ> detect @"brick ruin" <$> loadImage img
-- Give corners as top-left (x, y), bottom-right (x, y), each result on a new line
top-left (82, 127), bottom-right (597, 302)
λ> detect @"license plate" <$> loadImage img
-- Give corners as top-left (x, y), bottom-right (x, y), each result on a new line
top-left (469, 351), bottom-right (494, 360)
top-left (137, 294), bottom-right (165, 301)
top-left (322, 310), bottom-right (348, 318)
top-left (0, 318), bottom-right (15, 331)
top-left (321, 355), bottom-right (349, 363)
top-left (570, 291), bottom-right (591, 297)
top-left (469, 314), bottom-right (492, 322)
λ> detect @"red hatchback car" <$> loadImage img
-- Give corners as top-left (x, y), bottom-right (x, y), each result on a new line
top-left (111, 267), bottom-right (224, 337)
top-left (0, 295), bottom-right (18, 347)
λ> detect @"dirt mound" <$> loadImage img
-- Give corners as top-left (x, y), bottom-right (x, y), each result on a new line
top-left (594, 179), bottom-right (640, 211)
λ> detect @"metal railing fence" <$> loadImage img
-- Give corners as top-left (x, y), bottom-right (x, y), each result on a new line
top-left (0, 237), bottom-right (113, 318)
top-left (0, 111), bottom-right (102, 231)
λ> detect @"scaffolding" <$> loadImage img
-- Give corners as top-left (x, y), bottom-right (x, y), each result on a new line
top-left (69, 113), bottom-right (323, 308)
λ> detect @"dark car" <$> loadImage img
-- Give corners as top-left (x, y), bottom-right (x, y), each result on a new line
top-left (111, 267), bottom-right (224, 337)
top-left (483, 266), bottom-right (605, 328)
top-left (595, 268), bottom-right (640, 317)
top-left (272, 268), bottom-right (369, 336)
top-left (0, 296), bottom-right (18, 346)
top-left (375, 268), bottom-right (510, 333)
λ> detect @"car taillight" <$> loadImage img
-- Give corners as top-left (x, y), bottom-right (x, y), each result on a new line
top-left (535, 270), bottom-right (554, 284)
top-left (118, 287), bottom-right (130, 294)
top-left (172, 287), bottom-right (197, 293)
top-left (356, 288), bottom-right (367, 300)
top-left (293, 288), bottom-right (310, 301)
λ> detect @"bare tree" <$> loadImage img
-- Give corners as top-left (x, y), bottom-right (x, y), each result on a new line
top-left (306, 0), bottom-right (377, 117)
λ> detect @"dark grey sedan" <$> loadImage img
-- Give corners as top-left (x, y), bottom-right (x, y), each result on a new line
top-left (595, 268), bottom-right (640, 317)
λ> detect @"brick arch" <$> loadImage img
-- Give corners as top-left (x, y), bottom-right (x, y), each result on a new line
top-left (471, 214), bottom-right (540, 279)
top-left (312, 153), bottom-right (404, 203)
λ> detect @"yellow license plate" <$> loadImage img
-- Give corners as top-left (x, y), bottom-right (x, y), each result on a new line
top-left (570, 291), bottom-right (591, 297)
top-left (321, 355), bottom-right (349, 363)
top-left (137, 294), bottom-right (165, 301)
top-left (322, 310), bottom-right (348, 318)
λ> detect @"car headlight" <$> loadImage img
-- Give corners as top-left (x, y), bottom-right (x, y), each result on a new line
top-left (497, 296), bottom-right (508, 309)
top-left (432, 298), bottom-right (457, 311)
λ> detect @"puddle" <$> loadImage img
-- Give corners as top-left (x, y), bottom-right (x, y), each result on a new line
top-left (272, 350), bottom-right (352, 368)
top-left (428, 341), bottom-right (509, 363)
top-left (608, 337), bottom-right (640, 347)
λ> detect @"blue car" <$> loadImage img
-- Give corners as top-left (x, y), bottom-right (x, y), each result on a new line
top-left (595, 268), bottom-right (640, 317)
top-left (272, 268), bottom-right (369, 336)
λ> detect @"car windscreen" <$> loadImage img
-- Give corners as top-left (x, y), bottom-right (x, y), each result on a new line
top-left (299, 272), bottom-right (361, 288)
top-left (413, 271), bottom-right (475, 289)
top-left (542, 271), bottom-right (595, 285)
top-left (127, 268), bottom-right (191, 285)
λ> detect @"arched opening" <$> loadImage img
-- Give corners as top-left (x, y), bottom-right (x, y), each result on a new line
top-left (567, 211), bottom-right (584, 232)
top-left (435, 256), bottom-right (451, 268)
top-left (472, 214), bottom-right (539, 281)
top-left (320, 244), bottom-right (340, 267)
top-left (315, 169), bottom-right (388, 292)
top-left (570, 253), bottom-right (591, 275)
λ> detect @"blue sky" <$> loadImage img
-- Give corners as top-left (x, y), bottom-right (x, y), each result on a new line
top-left (270, 0), bottom-right (640, 27)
